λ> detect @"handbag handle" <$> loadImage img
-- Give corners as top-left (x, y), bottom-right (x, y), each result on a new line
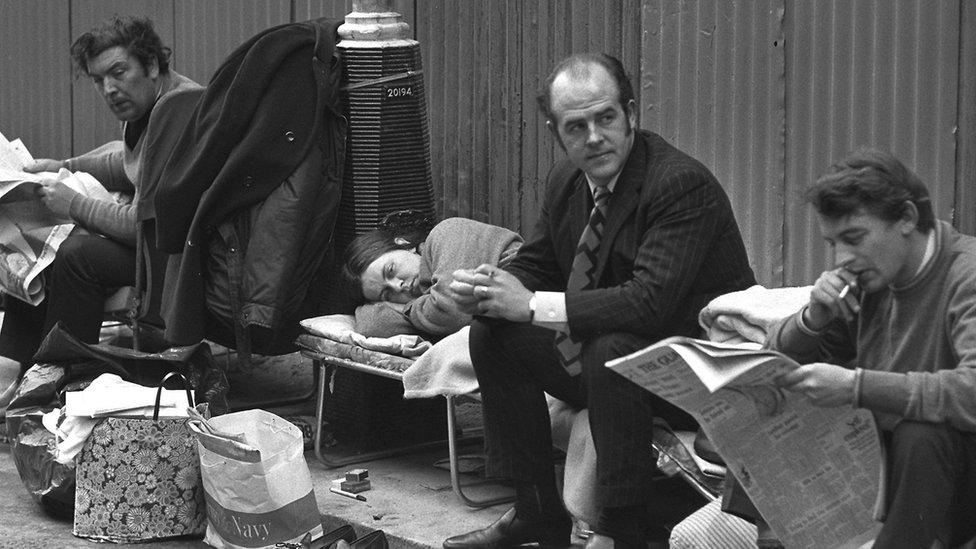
top-left (154, 371), bottom-right (195, 421)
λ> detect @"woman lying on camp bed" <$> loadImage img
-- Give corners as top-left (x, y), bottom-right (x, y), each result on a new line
top-left (343, 211), bottom-right (522, 339)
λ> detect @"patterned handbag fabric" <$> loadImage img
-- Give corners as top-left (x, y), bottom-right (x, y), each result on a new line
top-left (73, 410), bottom-right (207, 542)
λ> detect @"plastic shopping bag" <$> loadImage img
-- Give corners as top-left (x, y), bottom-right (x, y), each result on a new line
top-left (189, 409), bottom-right (322, 548)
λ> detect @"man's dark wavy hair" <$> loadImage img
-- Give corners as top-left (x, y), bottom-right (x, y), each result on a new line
top-left (806, 148), bottom-right (935, 232)
top-left (536, 53), bottom-right (636, 124)
top-left (70, 15), bottom-right (171, 76)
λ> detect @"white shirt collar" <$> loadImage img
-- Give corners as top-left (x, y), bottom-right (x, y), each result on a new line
top-left (585, 172), bottom-right (620, 197)
top-left (914, 229), bottom-right (937, 277)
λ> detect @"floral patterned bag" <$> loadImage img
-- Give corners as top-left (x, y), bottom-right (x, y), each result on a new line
top-left (72, 372), bottom-right (208, 543)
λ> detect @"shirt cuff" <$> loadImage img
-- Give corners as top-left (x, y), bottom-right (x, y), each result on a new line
top-left (531, 291), bottom-right (569, 332)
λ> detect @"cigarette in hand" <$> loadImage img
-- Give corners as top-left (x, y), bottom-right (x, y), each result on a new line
top-left (838, 283), bottom-right (852, 300)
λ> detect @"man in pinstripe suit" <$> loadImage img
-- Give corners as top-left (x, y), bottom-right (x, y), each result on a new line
top-left (444, 53), bottom-right (755, 548)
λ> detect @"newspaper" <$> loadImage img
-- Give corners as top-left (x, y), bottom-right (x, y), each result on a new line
top-left (607, 336), bottom-right (883, 549)
top-left (0, 131), bottom-right (114, 305)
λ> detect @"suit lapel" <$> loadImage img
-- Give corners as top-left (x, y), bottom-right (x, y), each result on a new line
top-left (594, 135), bottom-right (646, 280)
top-left (566, 172), bottom-right (590, 264)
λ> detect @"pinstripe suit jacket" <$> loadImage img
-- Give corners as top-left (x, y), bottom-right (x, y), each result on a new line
top-left (506, 129), bottom-right (756, 343)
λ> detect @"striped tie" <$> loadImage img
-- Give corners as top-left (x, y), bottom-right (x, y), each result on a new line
top-left (555, 185), bottom-right (611, 375)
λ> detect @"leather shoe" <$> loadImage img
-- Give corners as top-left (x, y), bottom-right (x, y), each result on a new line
top-left (442, 507), bottom-right (571, 548)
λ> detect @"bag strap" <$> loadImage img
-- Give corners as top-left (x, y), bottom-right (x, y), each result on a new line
top-left (154, 371), bottom-right (194, 421)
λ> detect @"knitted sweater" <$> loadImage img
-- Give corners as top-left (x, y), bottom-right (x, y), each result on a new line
top-left (769, 220), bottom-right (976, 432)
top-left (355, 218), bottom-right (523, 338)
top-left (65, 70), bottom-right (202, 245)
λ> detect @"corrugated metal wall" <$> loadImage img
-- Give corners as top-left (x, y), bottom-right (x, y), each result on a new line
top-left (783, 0), bottom-right (961, 284)
top-left (1, 0), bottom-right (973, 289)
top-left (0, 0), bottom-right (363, 157)
top-left (172, 0), bottom-right (292, 84)
top-left (416, 0), bottom-right (642, 232)
top-left (0, 0), bottom-right (74, 159)
top-left (640, 0), bottom-right (963, 286)
top-left (642, 0), bottom-right (786, 285)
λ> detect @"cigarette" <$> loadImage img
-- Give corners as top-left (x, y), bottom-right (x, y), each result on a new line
top-left (838, 284), bottom-right (851, 300)
top-left (330, 487), bottom-right (367, 501)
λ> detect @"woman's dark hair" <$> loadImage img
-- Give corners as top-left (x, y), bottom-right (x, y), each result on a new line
top-left (806, 149), bottom-right (935, 232)
top-left (70, 15), bottom-right (171, 76)
top-left (341, 210), bottom-right (437, 300)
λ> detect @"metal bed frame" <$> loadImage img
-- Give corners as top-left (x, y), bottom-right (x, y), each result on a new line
top-left (302, 349), bottom-right (514, 508)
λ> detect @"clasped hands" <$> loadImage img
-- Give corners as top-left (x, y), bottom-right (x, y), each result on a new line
top-left (22, 158), bottom-right (78, 219)
top-left (447, 264), bottom-right (533, 322)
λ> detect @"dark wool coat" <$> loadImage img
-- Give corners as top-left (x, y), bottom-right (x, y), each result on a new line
top-left (153, 17), bottom-right (346, 351)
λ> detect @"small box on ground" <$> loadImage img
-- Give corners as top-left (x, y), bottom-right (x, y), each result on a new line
top-left (340, 479), bottom-right (372, 493)
top-left (345, 468), bottom-right (369, 482)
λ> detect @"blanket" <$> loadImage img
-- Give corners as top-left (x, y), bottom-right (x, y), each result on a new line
top-left (698, 285), bottom-right (812, 344)
top-left (401, 327), bottom-right (478, 399)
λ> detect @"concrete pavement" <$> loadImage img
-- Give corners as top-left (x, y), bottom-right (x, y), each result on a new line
top-left (0, 432), bottom-right (515, 549)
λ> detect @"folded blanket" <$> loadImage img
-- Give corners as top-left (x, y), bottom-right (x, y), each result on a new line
top-left (300, 314), bottom-right (431, 357)
top-left (698, 285), bottom-right (812, 344)
top-left (402, 327), bottom-right (478, 399)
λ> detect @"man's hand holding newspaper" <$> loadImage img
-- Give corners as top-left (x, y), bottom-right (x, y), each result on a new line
top-left (607, 337), bottom-right (884, 549)
top-left (0, 130), bottom-right (114, 305)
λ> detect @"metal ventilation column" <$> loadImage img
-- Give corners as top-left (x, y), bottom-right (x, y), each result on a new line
top-left (336, 0), bottom-right (435, 250)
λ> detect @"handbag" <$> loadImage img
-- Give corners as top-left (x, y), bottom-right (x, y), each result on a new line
top-left (72, 372), bottom-right (208, 543)
top-left (8, 323), bottom-right (227, 519)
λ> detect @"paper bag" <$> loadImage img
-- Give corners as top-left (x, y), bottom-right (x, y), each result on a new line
top-left (190, 409), bottom-right (322, 548)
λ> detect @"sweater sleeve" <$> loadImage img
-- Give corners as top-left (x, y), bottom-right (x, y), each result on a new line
top-left (67, 195), bottom-right (136, 246)
top-left (67, 141), bottom-right (134, 193)
top-left (407, 281), bottom-right (475, 337)
top-left (861, 262), bottom-right (976, 432)
top-left (766, 308), bottom-right (858, 367)
top-left (407, 218), bottom-right (523, 336)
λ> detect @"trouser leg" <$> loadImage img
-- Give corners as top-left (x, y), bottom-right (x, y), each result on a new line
top-left (0, 293), bottom-right (46, 369)
top-left (874, 421), bottom-right (976, 549)
top-left (581, 332), bottom-right (697, 507)
top-left (469, 318), bottom-right (583, 484)
top-left (41, 234), bottom-right (135, 344)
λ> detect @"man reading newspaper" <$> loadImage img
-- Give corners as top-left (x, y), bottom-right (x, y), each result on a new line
top-left (0, 132), bottom-right (121, 308)
top-left (0, 16), bottom-right (202, 410)
top-left (738, 150), bottom-right (976, 548)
